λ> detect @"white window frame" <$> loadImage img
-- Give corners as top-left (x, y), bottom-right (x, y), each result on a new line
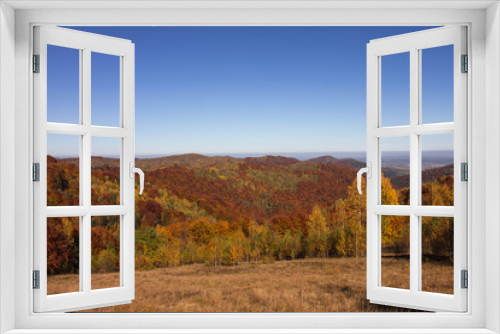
top-left (1, 1), bottom-right (499, 333)
top-left (366, 26), bottom-right (467, 312)
top-left (33, 26), bottom-right (136, 313)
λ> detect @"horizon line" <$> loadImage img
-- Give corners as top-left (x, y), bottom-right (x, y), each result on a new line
top-left (48, 150), bottom-right (454, 159)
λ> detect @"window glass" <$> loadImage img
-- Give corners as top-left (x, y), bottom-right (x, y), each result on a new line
top-left (47, 134), bottom-right (80, 206)
top-left (47, 45), bottom-right (80, 124)
top-left (47, 217), bottom-right (80, 295)
top-left (421, 217), bottom-right (454, 294)
top-left (381, 136), bottom-right (410, 205)
top-left (381, 215), bottom-right (410, 290)
top-left (421, 45), bottom-right (454, 124)
top-left (381, 52), bottom-right (410, 127)
top-left (91, 52), bottom-right (121, 127)
top-left (91, 216), bottom-right (121, 290)
top-left (91, 137), bottom-right (121, 205)
top-left (421, 134), bottom-right (454, 206)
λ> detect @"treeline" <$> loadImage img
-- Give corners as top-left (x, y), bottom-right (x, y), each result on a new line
top-left (135, 200), bottom-right (365, 269)
top-left (134, 175), bottom-right (450, 270)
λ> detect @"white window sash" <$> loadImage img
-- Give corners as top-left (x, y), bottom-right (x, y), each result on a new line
top-left (32, 25), bottom-right (136, 313)
top-left (366, 26), bottom-right (467, 312)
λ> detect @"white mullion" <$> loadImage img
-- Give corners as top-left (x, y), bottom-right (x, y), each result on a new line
top-left (366, 45), bottom-right (379, 300)
top-left (82, 48), bottom-right (92, 294)
top-left (375, 53), bottom-right (382, 288)
top-left (372, 123), bottom-right (455, 138)
top-left (46, 205), bottom-right (130, 217)
top-left (410, 214), bottom-right (419, 293)
top-left (376, 135), bottom-right (382, 288)
top-left (79, 214), bottom-right (84, 293)
top-left (46, 123), bottom-right (130, 138)
top-left (372, 126), bottom-right (411, 138)
top-left (376, 53), bottom-right (382, 291)
top-left (47, 206), bottom-right (90, 217)
top-left (122, 47), bottom-right (135, 298)
top-left (377, 214), bottom-right (382, 287)
top-left (119, 55), bottom-right (124, 287)
top-left (120, 215), bottom-right (124, 287)
top-left (90, 126), bottom-right (130, 138)
top-left (409, 47), bottom-right (420, 295)
top-left (47, 123), bottom-right (88, 136)
top-left (372, 123), bottom-right (453, 138)
top-left (412, 206), bottom-right (455, 217)
top-left (416, 48), bottom-right (423, 292)
top-left (90, 205), bottom-right (130, 216)
top-left (120, 55), bottom-right (125, 207)
top-left (373, 205), bottom-right (454, 217)
top-left (417, 216), bottom-right (422, 291)
top-left (78, 48), bottom-right (84, 293)
top-left (82, 214), bottom-right (91, 293)
top-left (413, 123), bottom-right (454, 135)
top-left (373, 205), bottom-right (411, 216)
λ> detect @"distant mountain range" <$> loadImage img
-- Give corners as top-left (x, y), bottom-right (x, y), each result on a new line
top-left (390, 163), bottom-right (454, 189)
top-left (124, 154), bottom-right (369, 170)
top-left (56, 153), bottom-right (454, 181)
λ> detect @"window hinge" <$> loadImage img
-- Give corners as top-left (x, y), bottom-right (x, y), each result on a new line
top-left (33, 270), bottom-right (40, 289)
top-left (33, 54), bottom-right (40, 73)
top-left (461, 270), bottom-right (468, 289)
top-left (33, 163), bottom-right (40, 182)
top-left (461, 54), bottom-right (468, 73)
top-left (461, 162), bottom-right (468, 181)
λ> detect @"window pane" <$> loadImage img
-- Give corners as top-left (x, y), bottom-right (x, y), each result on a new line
top-left (47, 134), bottom-right (80, 206)
top-left (381, 136), bottom-right (409, 205)
top-left (421, 217), bottom-right (454, 294)
top-left (91, 137), bottom-right (121, 205)
top-left (47, 45), bottom-right (80, 124)
top-left (421, 45), bottom-right (454, 124)
top-left (421, 134), bottom-right (454, 206)
top-left (381, 215), bottom-right (410, 290)
top-left (47, 217), bottom-right (80, 295)
top-left (91, 216), bottom-right (120, 290)
top-left (381, 52), bottom-right (410, 127)
top-left (92, 52), bottom-right (121, 127)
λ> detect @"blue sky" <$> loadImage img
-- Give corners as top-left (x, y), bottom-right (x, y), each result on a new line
top-left (47, 26), bottom-right (454, 158)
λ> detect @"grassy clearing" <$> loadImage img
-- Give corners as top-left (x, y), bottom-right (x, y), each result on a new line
top-left (47, 258), bottom-right (453, 312)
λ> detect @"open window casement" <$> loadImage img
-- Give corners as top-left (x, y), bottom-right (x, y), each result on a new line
top-left (33, 26), bottom-right (140, 312)
top-left (362, 26), bottom-right (467, 312)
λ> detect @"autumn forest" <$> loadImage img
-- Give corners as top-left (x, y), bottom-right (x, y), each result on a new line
top-left (46, 153), bottom-right (455, 312)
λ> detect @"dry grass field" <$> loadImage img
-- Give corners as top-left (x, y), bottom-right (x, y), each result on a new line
top-left (47, 257), bottom-right (453, 312)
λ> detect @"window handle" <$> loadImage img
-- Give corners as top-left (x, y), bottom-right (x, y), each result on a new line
top-left (129, 161), bottom-right (145, 195)
top-left (357, 162), bottom-right (371, 195)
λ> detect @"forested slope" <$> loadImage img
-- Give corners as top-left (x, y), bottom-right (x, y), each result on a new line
top-left (46, 154), bottom-right (454, 274)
